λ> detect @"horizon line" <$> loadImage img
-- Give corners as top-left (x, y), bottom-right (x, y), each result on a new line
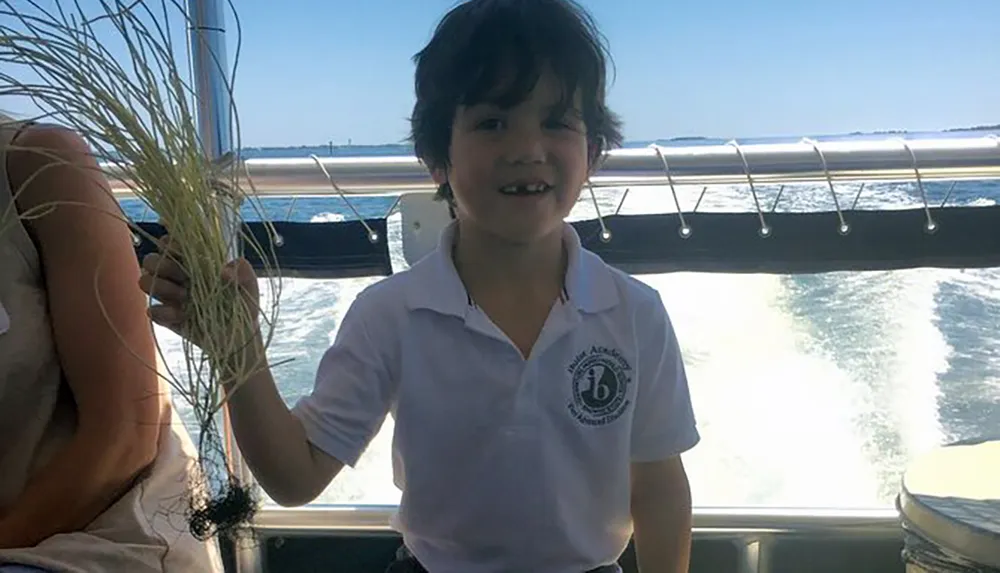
top-left (243, 124), bottom-right (1000, 151)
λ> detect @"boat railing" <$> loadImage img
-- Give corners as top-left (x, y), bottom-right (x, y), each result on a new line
top-left (252, 504), bottom-right (901, 535)
top-left (104, 135), bottom-right (1000, 199)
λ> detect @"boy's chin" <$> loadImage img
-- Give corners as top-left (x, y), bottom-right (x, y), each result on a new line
top-left (483, 218), bottom-right (566, 245)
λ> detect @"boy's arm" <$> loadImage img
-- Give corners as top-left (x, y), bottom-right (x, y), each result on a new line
top-left (223, 338), bottom-right (344, 507)
top-left (630, 457), bottom-right (693, 573)
top-left (226, 293), bottom-right (393, 507)
top-left (629, 292), bottom-right (700, 573)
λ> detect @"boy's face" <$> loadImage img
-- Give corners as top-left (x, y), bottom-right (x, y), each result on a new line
top-left (432, 68), bottom-right (591, 245)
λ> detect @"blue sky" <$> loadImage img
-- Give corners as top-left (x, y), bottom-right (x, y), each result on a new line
top-left (5, 0), bottom-right (999, 147)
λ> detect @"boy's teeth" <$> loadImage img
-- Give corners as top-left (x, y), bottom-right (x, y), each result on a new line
top-left (500, 183), bottom-right (550, 194)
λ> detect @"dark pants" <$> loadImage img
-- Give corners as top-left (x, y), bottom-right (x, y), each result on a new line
top-left (384, 545), bottom-right (621, 573)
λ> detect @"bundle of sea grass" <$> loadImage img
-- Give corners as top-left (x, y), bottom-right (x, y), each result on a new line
top-left (0, 0), bottom-right (281, 541)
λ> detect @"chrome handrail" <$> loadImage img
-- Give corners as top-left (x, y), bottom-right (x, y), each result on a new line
top-left (105, 136), bottom-right (1000, 199)
top-left (249, 505), bottom-right (901, 535)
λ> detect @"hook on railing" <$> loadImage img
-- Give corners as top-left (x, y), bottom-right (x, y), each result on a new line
top-left (727, 140), bottom-right (771, 238)
top-left (613, 188), bottom-right (630, 216)
top-left (585, 179), bottom-right (612, 243)
top-left (768, 185), bottom-right (786, 213)
top-left (650, 144), bottom-right (692, 238)
top-left (237, 156), bottom-right (289, 249)
top-left (896, 140), bottom-right (937, 234)
top-left (801, 138), bottom-right (850, 236)
top-left (310, 155), bottom-right (380, 243)
top-left (850, 182), bottom-right (867, 211)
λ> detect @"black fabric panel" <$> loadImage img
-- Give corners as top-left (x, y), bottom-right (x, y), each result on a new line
top-left (134, 207), bottom-right (1000, 278)
top-left (133, 219), bottom-right (392, 279)
top-left (573, 206), bottom-right (1000, 274)
top-left (241, 219), bottom-right (392, 279)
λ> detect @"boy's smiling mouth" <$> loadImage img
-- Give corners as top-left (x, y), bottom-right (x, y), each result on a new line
top-left (498, 181), bottom-right (553, 196)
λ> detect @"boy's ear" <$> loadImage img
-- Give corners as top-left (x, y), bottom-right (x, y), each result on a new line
top-left (587, 140), bottom-right (602, 176)
top-left (430, 166), bottom-right (448, 185)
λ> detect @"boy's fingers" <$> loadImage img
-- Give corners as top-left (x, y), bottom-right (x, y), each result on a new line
top-left (138, 272), bottom-right (187, 304)
top-left (141, 252), bottom-right (188, 284)
top-left (148, 304), bottom-right (184, 334)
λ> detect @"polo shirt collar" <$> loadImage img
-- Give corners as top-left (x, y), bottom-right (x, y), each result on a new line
top-left (405, 220), bottom-right (619, 316)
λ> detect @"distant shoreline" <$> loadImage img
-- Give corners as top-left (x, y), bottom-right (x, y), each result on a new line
top-left (849, 124), bottom-right (1000, 136)
top-left (245, 124), bottom-right (1000, 153)
top-left (943, 123), bottom-right (1000, 133)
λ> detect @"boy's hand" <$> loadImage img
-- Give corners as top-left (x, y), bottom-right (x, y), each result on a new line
top-left (138, 234), bottom-right (261, 347)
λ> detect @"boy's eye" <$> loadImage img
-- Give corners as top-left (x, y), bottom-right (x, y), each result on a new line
top-left (472, 116), bottom-right (581, 132)
top-left (476, 118), bottom-right (505, 130)
top-left (546, 111), bottom-right (584, 131)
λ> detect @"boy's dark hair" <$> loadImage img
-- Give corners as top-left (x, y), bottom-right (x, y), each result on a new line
top-left (409, 0), bottom-right (624, 204)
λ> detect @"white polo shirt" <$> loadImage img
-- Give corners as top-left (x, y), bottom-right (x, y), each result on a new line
top-left (291, 221), bottom-right (700, 573)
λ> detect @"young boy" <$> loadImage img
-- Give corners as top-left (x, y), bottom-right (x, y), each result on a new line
top-left (141, 0), bottom-right (700, 571)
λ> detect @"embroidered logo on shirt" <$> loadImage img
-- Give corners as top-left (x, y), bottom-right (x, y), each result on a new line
top-left (566, 345), bottom-right (632, 426)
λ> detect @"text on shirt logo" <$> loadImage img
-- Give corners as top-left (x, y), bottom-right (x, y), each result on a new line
top-left (566, 345), bottom-right (631, 426)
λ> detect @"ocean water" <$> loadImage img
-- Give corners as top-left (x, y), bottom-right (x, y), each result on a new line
top-left (122, 132), bottom-right (1000, 511)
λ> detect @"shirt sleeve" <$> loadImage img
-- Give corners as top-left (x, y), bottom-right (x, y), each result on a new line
top-left (630, 292), bottom-right (700, 462)
top-left (290, 292), bottom-right (395, 468)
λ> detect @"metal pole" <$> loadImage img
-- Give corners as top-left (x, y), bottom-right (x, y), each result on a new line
top-left (188, 0), bottom-right (231, 160)
top-left (187, 1), bottom-right (261, 571)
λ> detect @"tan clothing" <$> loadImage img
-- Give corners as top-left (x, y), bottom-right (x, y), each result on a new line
top-left (0, 118), bottom-right (224, 572)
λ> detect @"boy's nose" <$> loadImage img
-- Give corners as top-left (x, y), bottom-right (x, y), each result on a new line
top-left (503, 125), bottom-right (547, 164)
